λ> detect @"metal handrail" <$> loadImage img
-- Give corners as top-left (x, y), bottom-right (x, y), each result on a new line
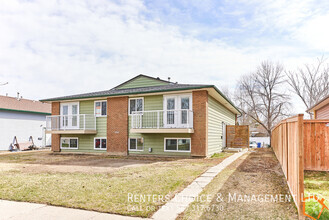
top-left (46, 114), bottom-right (96, 131)
top-left (131, 109), bottom-right (193, 114)
top-left (131, 109), bottom-right (193, 129)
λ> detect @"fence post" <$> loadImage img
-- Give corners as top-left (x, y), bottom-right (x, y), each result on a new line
top-left (297, 114), bottom-right (305, 220)
top-left (286, 121), bottom-right (288, 178)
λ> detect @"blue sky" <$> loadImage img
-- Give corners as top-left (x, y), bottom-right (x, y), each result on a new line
top-left (0, 0), bottom-right (329, 114)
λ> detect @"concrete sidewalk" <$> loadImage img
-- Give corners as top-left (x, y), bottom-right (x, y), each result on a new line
top-left (0, 200), bottom-right (144, 220)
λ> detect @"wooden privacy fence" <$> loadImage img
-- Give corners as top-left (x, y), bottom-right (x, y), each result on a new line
top-left (271, 114), bottom-right (304, 218)
top-left (304, 120), bottom-right (329, 171)
top-left (226, 125), bottom-right (249, 148)
top-left (272, 115), bottom-right (329, 218)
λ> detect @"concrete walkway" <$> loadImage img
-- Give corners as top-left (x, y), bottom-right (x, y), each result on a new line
top-left (152, 149), bottom-right (248, 220)
top-left (0, 200), bottom-right (144, 220)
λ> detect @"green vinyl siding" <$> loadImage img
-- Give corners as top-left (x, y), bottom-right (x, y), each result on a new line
top-left (60, 134), bottom-right (105, 153)
top-left (117, 76), bottom-right (168, 89)
top-left (128, 133), bottom-right (191, 156)
top-left (207, 95), bottom-right (235, 156)
top-left (79, 100), bottom-right (94, 114)
top-left (61, 100), bottom-right (107, 153)
top-left (129, 95), bottom-right (191, 156)
top-left (144, 95), bottom-right (163, 111)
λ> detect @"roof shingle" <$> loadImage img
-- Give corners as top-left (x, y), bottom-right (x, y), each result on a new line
top-left (40, 83), bottom-right (213, 102)
top-left (0, 95), bottom-right (51, 114)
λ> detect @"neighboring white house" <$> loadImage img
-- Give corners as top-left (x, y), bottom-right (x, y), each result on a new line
top-left (250, 137), bottom-right (270, 147)
top-left (0, 95), bottom-right (51, 151)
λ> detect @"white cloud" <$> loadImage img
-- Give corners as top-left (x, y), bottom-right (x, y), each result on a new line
top-left (294, 14), bottom-right (329, 51)
top-left (0, 0), bottom-right (327, 116)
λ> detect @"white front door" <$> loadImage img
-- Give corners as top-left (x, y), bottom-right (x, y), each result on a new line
top-left (60, 103), bottom-right (79, 129)
top-left (163, 94), bottom-right (192, 128)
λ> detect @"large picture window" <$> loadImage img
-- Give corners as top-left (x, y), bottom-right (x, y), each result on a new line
top-left (129, 98), bottom-right (143, 114)
top-left (129, 138), bottom-right (144, 151)
top-left (164, 138), bottom-right (191, 152)
top-left (60, 138), bottom-right (78, 149)
top-left (94, 138), bottom-right (107, 150)
top-left (95, 101), bottom-right (107, 117)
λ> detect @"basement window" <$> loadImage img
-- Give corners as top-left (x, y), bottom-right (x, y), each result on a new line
top-left (60, 138), bottom-right (78, 149)
top-left (129, 138), bottom-right (144, 151)
top-left (164, 138), bottom-right (191, 152)
top-left (94, 138), bottom-right (107, 150)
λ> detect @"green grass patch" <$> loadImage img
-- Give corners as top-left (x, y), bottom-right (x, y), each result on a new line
top-left (210, 152), bottom-right (231, 159)
top-left (0, 159), bottom-right (222, 217)
top-left (304, 200), bottom-right (329, 220)
top-left (304, 171), bottom-right (329, 220)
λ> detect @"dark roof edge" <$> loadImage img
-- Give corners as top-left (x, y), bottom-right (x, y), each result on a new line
top-left (40, 86), bottom-right (211, 102)
top-left (40, 85), bottom-right (240, 114)
top-left (0, 108), bottom-right (51, 115)
top-left (306, 94), bottom-right (329, 112)
top-left (112, 74), bottom-right (170, 89)
top-left (212, 85), bottom-right (241, 114)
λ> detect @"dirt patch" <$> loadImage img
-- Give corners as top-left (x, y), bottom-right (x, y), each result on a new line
top-left (0, 151), bottom-right (166, 166)
top-left (0, 161), bottom-right (157, 174)
top-left (237, 149), bottom-right (283, 175)
top-left (0, 151), bottom-right (230, 174)
top-left (181, 149), bottom-right (298, 219)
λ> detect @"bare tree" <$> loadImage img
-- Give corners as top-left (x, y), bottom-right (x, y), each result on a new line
top-left (0, 82), bottom-right (8, 86)
top-left (220, 85), bottom-right (232, 100)
top-left (235, 61), bottom-right (290, 136)
top-left (286, 57), bottom-right (329, 117)
top-left (233, 87), bottom-right (253, 126)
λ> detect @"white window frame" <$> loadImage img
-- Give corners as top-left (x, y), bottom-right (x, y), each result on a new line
top-left (163, 94), bottom-right (192, 110)
top-left (60, 137), bottom-right (78, 149)
top-left (94, 137), bottom-right (107, 150)
top-left (163, 93), bottom-right (192, 128)
top-left (60, 102), bottom-right (80, 129)
top-left (60, 102), bottom-right (80, 116)
top-left (94, 100), bottom-right (107, 117)
top-left (164, 138), bottom-right (191, 153)
top-left (128, 97), bottom-right (144, 115)
top-left (128, 137), bottom-right (144, 151)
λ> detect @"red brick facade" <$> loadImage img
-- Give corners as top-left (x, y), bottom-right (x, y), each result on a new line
top-left (107, 96), bottom-right (128, 155)
top-left (51, 102), bottom-right (60, 152)
top-left (191, 90), bottom-right (208, 156)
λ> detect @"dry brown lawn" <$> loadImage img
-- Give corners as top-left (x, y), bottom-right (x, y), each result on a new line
top-left (0, 151), bottom-right (231, 217)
